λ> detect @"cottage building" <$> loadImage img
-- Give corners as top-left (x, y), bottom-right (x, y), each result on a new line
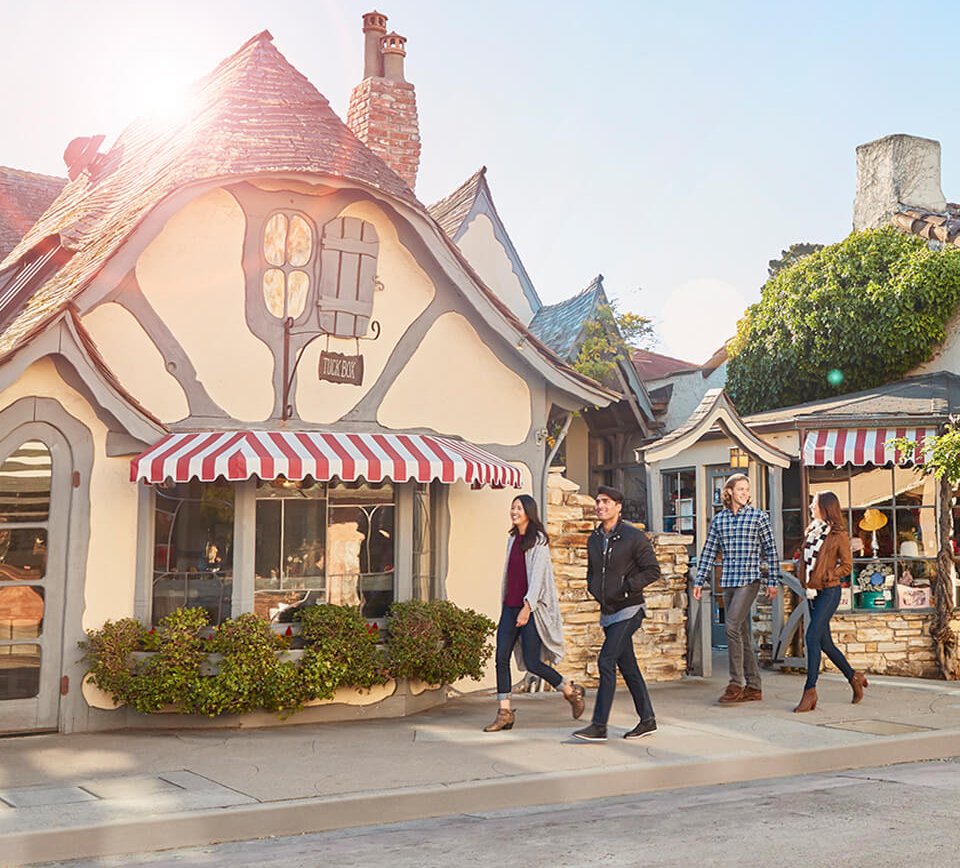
top-left (0, 16), bottom-right (619, 734)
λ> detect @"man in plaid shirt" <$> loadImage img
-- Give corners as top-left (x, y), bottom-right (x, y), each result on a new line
top-left (694, 473), bottom-right (779, 704)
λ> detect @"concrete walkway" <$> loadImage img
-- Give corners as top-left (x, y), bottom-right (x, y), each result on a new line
top-left (3, 665), bottom-right (960, 866)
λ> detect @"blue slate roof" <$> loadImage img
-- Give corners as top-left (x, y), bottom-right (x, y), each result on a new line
top-left (528, 276), bottom-right (606, 363)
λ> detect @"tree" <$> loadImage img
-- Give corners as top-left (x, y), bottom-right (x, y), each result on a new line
top-left (767, 242), bottom-right (824, 278)
top-left (727, 227), bottom-right (960, 415)
top-left (572, 301), bottom-right (655, 386)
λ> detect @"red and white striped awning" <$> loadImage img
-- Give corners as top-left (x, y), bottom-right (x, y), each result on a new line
top-left (802, 427), bottom-right (937, 467)
top-left (130, 431), bottom-right (522, 488)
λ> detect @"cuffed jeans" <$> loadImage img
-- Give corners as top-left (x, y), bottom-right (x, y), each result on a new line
top-left (804, 584), bottom-right (855, 690)
top-left (723, 582), bottom-right (762, 690)
top-left (592, 610), bottom-right (655, 726)
top-left (495, 604), bottom-right (565, 699)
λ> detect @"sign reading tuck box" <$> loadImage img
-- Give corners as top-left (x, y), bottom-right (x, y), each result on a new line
top-left (318, 351), bottom-right (364, 386)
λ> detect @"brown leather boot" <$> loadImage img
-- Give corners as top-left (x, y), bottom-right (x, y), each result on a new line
top-left (850, 671), bottom-right (869, 704)
top-left (793, 687), bottom-right (818, 713)
top-left (483, 708), bottom-right (515, 732)
top-left (564, 683), bottom-right (586, 719)
top-left (717, 683), bottom-right (744, 704)
top-left (739, 686), bottom-right (763, 702)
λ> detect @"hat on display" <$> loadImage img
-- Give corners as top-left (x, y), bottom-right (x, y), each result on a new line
top-left (858, 509), bottom-right (888, 532)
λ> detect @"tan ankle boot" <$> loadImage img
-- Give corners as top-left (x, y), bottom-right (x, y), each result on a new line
top-left (793, 687), bottom-right (818, 713)
top-left (850, 671), bottom-right (869, 704)
top-left (483, 708), bottom-right (515, 732)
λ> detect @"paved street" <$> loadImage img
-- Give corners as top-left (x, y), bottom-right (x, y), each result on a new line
top-left (43, 758), bottom-right (960, 867)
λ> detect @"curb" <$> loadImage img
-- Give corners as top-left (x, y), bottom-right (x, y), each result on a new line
top-left (6, 728), bottom-right (960, 865)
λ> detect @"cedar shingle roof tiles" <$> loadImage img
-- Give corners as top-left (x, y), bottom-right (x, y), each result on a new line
top-left (428, 167), bottom-right (485, 238)
top-left (528, 276), bottom-right (605, 363)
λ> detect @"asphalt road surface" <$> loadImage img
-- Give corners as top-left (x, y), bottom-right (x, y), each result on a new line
top-left (41, 758), bottom-right (960, 867)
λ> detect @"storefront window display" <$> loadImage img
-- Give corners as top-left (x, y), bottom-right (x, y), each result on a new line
top-left (803, 465), bottom-right (940, 612)
top-left (152, 478), bottom-right (398, 626)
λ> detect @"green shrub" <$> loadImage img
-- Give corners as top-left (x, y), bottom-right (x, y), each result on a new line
top-left (296, 604), bottom-right (388, 694)
top-left (81, 599), bottom-right (493, 718)
top-left (386, 600), bottom-right (495, 685)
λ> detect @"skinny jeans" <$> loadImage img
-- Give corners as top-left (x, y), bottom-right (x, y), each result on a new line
top-left (804, 584), bottom-right (855, 689)
top-left (592, 610), bottom-right (655, 726)
top-left (495, 604), bottom-right (565, 699)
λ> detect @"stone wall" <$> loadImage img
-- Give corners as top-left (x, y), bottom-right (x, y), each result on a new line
top-left (757, 588), bottom-right (960, 678)
top-left (545, 469), bottom-right (689, 686)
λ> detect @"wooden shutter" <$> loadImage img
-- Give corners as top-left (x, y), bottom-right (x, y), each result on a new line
top-left (318, 217), bottom-right (380, 338)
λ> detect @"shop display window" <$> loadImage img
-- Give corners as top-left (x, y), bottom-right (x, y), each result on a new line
top-left (803, 464), bottom-right (941, 612)
top-left (153, 481), bottom-right (235, 626)
top-left (254, 479), bottom-right (395, 622)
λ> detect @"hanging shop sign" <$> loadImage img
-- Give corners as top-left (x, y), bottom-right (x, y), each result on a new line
top-left (318, 350), bottom-right (364, 386)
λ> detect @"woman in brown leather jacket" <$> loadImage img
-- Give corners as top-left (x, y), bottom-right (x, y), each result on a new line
top-left (794, 490), bottom-right (868, 712)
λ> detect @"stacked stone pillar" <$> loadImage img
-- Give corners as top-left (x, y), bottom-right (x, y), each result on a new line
top-left (545, 468), bottom-right (689, 686)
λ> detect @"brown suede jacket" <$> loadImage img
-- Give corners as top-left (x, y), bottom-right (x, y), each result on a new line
top-left (797, 527), bottom-right (853, 590)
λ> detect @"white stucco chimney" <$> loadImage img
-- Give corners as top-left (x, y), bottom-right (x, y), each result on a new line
top-left (853, 134), bottom-right (947, 231)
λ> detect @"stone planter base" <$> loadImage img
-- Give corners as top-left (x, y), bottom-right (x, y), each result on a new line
top-left (81, 673), bottom-right (446, 730)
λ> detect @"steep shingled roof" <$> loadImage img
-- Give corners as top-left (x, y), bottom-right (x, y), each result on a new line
top-left (528, 276), bottom-right (605, 363)
top-left (0, 167), bottom-right (66, 261)
top-left (428, 166), bottom-right (486, 239)
top-left (0, 30), bottom-right (417, 356)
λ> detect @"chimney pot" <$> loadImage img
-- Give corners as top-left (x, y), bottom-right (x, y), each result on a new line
top-left (853, 134), bottom-right (947, 231)
top-left (381, 32), bottom-right (407, 82)
top-left (361, 10), bottom-right (388, 79)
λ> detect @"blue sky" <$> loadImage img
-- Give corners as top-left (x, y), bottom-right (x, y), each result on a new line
top-left (3, 1), bottom-right (958, 362)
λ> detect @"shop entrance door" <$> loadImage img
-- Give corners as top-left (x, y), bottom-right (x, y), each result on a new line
top-left (0, 435), bottom-right (66, 734)
top-left (707, 465), bottom-right (737, 647)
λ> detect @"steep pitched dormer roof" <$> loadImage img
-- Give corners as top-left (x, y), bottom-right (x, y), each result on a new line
top-left (428, 166), bottom-right (541, 313)
top-left (528, 275), bottom-right (605, 363)
top-left (0, 30), bottom-right (417, 356)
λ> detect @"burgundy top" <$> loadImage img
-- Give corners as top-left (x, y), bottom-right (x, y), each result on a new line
top-left (504, 536), bottom-right (528, 607)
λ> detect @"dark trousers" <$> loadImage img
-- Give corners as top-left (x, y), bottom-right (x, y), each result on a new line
top-left (495, 605), bottom-right (564, 697)
top-left (592, 611), bottom-right (654, 726)
top-left (804, 584), bottom-right (855, 689)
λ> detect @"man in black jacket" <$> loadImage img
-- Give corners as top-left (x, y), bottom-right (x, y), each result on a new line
top-left (574, 485), bottom-right (662, 742)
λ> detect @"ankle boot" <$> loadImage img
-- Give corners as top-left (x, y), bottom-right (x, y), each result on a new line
top-left (483, 708), bottom-right (515, 732)
top-left (793, 687), bottom-right (818, 713)
top-left (850, 671), bottom-right (869, 704)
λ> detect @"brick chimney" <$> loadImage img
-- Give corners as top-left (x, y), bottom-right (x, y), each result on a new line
top-left (346, 11), bottom-right (421, 191)
top-left (853, 134), bottom-right (947, 231)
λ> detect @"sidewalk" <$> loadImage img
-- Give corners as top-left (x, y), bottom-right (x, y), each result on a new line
top-left (3, 664), bottom-right (960, 866)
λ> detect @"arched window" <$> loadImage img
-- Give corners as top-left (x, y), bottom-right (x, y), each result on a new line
top-left (261, 211), bottom-right (315, 320)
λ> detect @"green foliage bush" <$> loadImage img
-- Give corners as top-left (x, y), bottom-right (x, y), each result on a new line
top-left (726, 227), bottom-right (960, 415)
top-left (82, 599), bottom-right (494, 718)
top-left (386, 600), bottom-right (495, 686)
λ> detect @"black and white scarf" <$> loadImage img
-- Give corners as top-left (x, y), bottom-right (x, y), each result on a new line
top-left (802, 519), bottom-right (830, 575)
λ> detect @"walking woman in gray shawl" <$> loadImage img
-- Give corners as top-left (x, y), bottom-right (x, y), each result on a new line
top-left (483, 495), bottom-right (586, 732)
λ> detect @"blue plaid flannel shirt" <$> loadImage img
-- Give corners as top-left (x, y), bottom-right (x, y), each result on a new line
top-left (694, 505), bottom-right (779, 589)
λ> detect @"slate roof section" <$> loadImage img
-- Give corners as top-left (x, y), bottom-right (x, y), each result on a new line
top-left (744, 371), bottom-right (960, 428)
top-left (0, 30), bottom-right (418, 356)
top-left (892, 203), bottom-right (960, 247)
top-left (0, 167), bottom-right (66, 261)
top-left (528, 276), bottom-right (605, 363)
top-left (428, 167), bottom-right (486, 239)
